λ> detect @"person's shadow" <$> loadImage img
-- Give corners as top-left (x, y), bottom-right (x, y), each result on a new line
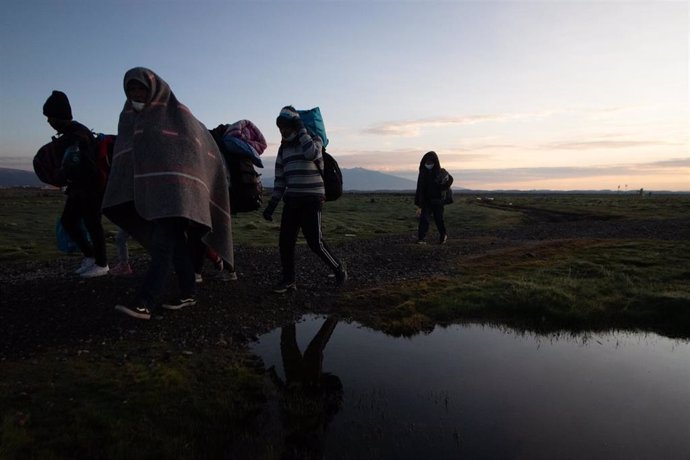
top-left (269, 316), bottom-right (343, 460)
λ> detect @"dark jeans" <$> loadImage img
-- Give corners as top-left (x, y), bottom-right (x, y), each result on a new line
top-left (61, 188), bottom-right (107, 266)
top-left (418, 200), bottom-right (446, 240)
top-left (189, 231), bottom-right (208, 274)
top-left (137, 217), bottom-right (196, 309)
top-left (279, 196), bottom-right (341, 282)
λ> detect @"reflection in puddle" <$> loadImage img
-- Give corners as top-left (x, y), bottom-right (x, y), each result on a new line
top-left (266, 317), bottom-right (343, 459)
top-left (252, 315), bottom-right (690, 459)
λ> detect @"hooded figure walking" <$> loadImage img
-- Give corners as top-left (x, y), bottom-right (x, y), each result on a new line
top-left (42, 90), bottom-right (110, 277)
top-left (102, 67), bottom-right (233, 320)
top-left (414, 151), bottom-right (453, 244)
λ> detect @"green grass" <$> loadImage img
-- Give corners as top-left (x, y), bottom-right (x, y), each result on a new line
top-left (0, 189), bottom-right (523, 261)
top-left (475, 192), bottom-right (690, 219)
top-left (2, 189), bottom-right (688, 336)
top-left (347, 239), bottom-right (690, 337)
top-left (0, 189), bottom-right (142, 262)
top-left (5, 189), bottom-right (688, 262)
top-left (0, 343), bottom-right (270, 459)
top-left (2, 188), bottom-right (689, 457)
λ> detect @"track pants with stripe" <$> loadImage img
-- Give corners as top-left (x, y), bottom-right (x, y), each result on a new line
top-left (279, 196), bottom-right (341, 282)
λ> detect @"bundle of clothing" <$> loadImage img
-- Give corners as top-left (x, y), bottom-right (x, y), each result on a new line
top-left (214, 119), bottom-right (267, 168)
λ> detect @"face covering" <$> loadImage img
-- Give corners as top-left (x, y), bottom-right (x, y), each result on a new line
top-left (425, 163), bottom-right (434, 170)
top-left (282, 131), bottom-right (298, 142)
top-left (131, 101), bottom-right (146, 112)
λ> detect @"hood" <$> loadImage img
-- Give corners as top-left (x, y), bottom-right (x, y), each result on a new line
top-left (419, 151), bottom-right (440, 173)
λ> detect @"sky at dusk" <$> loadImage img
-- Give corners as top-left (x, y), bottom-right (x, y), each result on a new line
top-left (0, 0), bottom-right (687, 191)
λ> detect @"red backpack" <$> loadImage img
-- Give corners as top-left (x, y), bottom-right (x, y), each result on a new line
top-left (94, 134), bottom-right (116, 189)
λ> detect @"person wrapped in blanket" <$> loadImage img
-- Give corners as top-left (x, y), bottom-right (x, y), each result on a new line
top-left (262, 106), bottom-right (347, 293)
top-left (102, 67), bottom-right (233, 320)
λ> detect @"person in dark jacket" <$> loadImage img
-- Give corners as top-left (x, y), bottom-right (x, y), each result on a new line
top-left (262, 106), bottom-right (347, 293)
top-left (414, 151), bottom-right (453, 244)
top-left (43, 90), bottom-right (109, 277)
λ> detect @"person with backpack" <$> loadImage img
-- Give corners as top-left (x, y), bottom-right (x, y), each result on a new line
top-left (262, 106), bottom-right (347, 293)
top-left (42, 90), bottom-right (109, 277)
top-left (414, 151), bottom-right (453, 244)
top-left (102, 67), bottom-right (233, 320)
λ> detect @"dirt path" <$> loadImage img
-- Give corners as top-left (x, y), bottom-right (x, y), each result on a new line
top-left (2, 214), bottom-right (688, 359)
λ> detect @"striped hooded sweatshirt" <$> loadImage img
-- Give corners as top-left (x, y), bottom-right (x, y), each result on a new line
top-left (271, 129), bottom-right (325, 201)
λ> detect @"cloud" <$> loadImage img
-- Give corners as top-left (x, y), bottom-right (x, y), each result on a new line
top-left (582, 105), bottom-right (646, 120)
top-left (368, 157), bottom-right (690, 190)
top-left (446, 157), bottom-right (690, 189)
top-left (636, 158), bottom-right (690, 168)
top-left (0, 156), bottom-right (34, 171)
top-left (361, 105), bottom-right (654, 138)
top-left (362, 111), bottom-right (557, 137)
top-left (336, 149), bottom-right (488, 171)
top-left (539, 140), bottom-right (681, 150)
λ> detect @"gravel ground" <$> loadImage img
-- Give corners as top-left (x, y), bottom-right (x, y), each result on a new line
top-left (2, 212), bottom-right (688, 359)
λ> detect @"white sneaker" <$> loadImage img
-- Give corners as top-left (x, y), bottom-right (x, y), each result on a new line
top-left (80, 264), bottom-right (109, 278)
top-left (195, 273), bottom-right (203, 283)
top-left (74, 257), bottom-right (95, 274)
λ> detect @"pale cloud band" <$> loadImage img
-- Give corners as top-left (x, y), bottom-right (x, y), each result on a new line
top-left (362, 111), bottom-right (558, 137)
top-left (360, 107), bottom-right (640, 137)
top-left (387, 157), bottom-right (690, 191)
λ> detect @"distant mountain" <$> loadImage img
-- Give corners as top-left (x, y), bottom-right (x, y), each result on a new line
top-left (341, 167), bottom-right (416, 191)
top-left (0, 168), bottom-right (43, 187)
top-left (0, 165), bottom-right (417, 191)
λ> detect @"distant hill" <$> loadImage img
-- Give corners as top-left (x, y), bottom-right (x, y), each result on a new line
top-left (0, 168), bottom-right (43, 187)
top-left (0, 165), bottom-right (417, 191)
top-left (341, 167), bottom-right (416, 191)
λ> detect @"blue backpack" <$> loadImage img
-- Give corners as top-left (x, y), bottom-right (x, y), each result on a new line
top-left (297, 107), bottom-right (342, 201)
top-left (297, 107), bottom-right (329, 148)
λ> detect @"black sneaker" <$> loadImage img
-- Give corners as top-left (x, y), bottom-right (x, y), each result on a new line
top-left (115, 304), bottom-right (151, 320)
top-left (161, 298), bottom-right (197, 310)
top-left (272, 279), bottom-right (297, 294)
top-left (335, 262), bottom-right (348, 286)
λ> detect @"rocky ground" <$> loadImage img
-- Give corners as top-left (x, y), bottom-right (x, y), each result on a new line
top-left (2, 210), bottom-right (689, 360)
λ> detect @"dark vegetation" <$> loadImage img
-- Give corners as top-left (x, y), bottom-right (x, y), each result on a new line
top-left (1, 188), bottom-right (689, 458)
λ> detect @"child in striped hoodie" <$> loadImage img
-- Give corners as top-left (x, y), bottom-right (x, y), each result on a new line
top-left (263, 106), bottom-right (347, 293)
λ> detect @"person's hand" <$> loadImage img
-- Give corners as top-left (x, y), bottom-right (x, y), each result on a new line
top-left (263, 198), bottom-right (279, 221)
top-left (415, 207), bottom-right (421, 218)
top-left (292, 117), bottom-right (304, 132)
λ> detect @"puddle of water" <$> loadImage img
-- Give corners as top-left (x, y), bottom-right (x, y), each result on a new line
top-left (251, 315), bottom-right (690, 460)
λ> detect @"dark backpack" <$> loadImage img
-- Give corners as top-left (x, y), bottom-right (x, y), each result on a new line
top-left (209, 126), bottom-right (263, 214)
top-left (440, 169), bottom-right (454, 205)
top-left (34, 130), bottom-right (98, 187)
top-left (60, 132), bottom-right (115, 190)
top-left (295, 107), bottom-right (342, 201)
top-left (34, 131), bottom-right (114, 189)
top-left (443, 187), bottom-right (454, 205)
top-left (34, 136), bottom-right (71, 187)
top-left (318, 149), bottom-right (343, 202)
